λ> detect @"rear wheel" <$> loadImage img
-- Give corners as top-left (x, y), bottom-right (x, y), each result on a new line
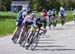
top-left (12, 31), bottom-right (20, 44)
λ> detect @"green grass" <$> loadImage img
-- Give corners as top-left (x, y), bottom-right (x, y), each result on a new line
top-left (0, 11), bottom-right (74, 36)
top-left (56, 11), bottom-right (73, 23)
top-left (0, 12), bottom-right (16, 36)
top-left (0, 19), bottom-right (16, 36)
top-left (0, 12), bottom-right (17, 17)
top-left (66, 11), bottom-right (73, 22)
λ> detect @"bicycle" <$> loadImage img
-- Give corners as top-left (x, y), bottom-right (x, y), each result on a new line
top-left (25, 27), bottom-right (47, 50)
top-left (18, 25), bottom-right (32, 46)
top-left (12, 26), bottom-right (22, 44)
top-left (49, 15), bottom-right (57, 29)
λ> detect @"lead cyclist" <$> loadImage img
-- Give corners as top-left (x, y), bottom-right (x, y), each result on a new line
top-left (12, 8), bottom-right (27, 42)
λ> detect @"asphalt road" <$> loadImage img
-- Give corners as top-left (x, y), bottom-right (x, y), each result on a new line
top-left (0, 21), bottom-right (75, 54)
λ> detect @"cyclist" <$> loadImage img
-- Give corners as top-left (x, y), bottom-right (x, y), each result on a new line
top-left (12, 8), bottom-right (27, 41)
top-left (49, 9), bottom-right (57, 29)
top-left (18, 10), bottom-right (33, 44)
top-left (41, 9), bottom-right (48, 30)
top-left (19, 10), bottom-right (47, 46)
top-left (72, 9), bottom-right (75, 22)
top-left (59, 6), bottom-right (66, 25)
top-left (48, 9), bottom-right (52, 27)
top-left (48, 9), bottom-right (52, 18)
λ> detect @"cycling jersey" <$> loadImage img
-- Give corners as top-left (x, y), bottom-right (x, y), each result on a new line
top-left (48, 10), bottom-right (52, 16)
top-left (16, 10), bottom-right (23, 22)
top-left (36, 18), bottom-right (43, 28)
top-left (23, 15), bottom-right (33, 23)
top-left (16, 10), bottom-right (24, 26)
top-left (41, 10), bottom-right (48, 17)
top-left (23, 15), bottom-right (33, 27)
top-left (59, 8), bottom-right (66, 16)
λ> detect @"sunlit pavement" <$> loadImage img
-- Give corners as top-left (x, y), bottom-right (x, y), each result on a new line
top-left (0, 21), bottom-right (75, 54)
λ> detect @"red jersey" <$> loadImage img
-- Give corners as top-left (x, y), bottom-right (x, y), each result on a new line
top-left (41, 10), bottom-right (48, 17)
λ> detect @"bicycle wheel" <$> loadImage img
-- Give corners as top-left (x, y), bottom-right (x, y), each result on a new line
top-left (25, 30), bottom-right (36, 49)
top-left (19, 31), bottom-right (25, 44)
top-left (12, 30), bottom-right (20, 44)
top-left (19, 26), bottom-right (30, 47)
top-left (62, 19), bottom-right (65, 25)
top-left (30, 30), bottom-right (40, 50)
top-left (20, 30), bottom-right (30, 47)
top-left (24, 31), bottom-right (34, 49)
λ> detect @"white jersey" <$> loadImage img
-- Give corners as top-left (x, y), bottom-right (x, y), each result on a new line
top-left (23, 15), bottom-right (32, 23)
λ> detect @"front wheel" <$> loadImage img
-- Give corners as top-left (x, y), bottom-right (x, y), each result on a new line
top-left (30, 30), bottom-right (40, 50)
top-left (61, 20), bottom-right (65, 25)
top-left (61, 18), bottom-right (65, 25)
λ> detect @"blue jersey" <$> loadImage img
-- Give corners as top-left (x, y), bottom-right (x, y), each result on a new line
top-left (60, 9), bottom-right (65, 15)
top-left (16, 10), bottom-right (23, 22)
top-left (48, 10), bottom-right (52, 16)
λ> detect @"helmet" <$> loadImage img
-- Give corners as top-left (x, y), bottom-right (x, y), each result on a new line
top-left (60, 7), bottom-right (64, 10)
top-left (22, 12), bottom-right (27, 16)
top-left (31, 12), bottom-right (35, 17)
top-left (22, 8), bottom-right (26, 11)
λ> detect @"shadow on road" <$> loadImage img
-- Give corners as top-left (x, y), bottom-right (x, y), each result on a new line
top-left (27, 35), bottom-right (75, 51)
top-left (27, 37), bottom-right (66, 51)
top-left (32, 48), bottom-right (75, 51)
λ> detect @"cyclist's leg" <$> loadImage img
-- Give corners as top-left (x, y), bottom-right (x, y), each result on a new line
top-left (53, 15), bottom-right (57, 27)
top-left (12, 21), bottom-right (22, 40)
top-left (43, 19), bottom-right (47, 29)
top-left (18, 21), bottom-right (30, 44)
top-left (48, 15), bottom-right (51, 28)
top-left (62, 16), bottom-right (65, 25)
top-left (61, 15), bottom-right (64, 25)
top-left (24, 21), bottom-right (33, 46)
top-left (18, 26), bottom-right (26, 44)
top-left (49, 16), bottom-right (54, 29)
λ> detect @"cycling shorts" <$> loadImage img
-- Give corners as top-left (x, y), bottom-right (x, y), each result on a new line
top-left (23, 21), bottom-right (33, 28)
top-left (16, 21), bottom-right (22, 27)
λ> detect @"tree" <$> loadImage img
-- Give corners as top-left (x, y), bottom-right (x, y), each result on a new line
top-left (0, 0), bottom-right (11, 11)
top-left (1, 0), bottom-right (75, 11)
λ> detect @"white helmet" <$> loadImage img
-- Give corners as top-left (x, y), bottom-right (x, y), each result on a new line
top-left (22, 8), bottom-right (26, 11)
top-left (60, 7), bottom-right (64, 10)
top-left (31, 12), bottom-right (35, 17)
top-left (22, 12), bottom-right (27, 16)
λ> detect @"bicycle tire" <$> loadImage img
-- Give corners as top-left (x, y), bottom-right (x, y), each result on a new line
top-left (30, 30), bottom-right (40, 50)
top-left (12, 30), bottom-right (20, 44)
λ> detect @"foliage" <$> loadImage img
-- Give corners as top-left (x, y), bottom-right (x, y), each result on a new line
top-left (0, 0), bottom-right (75, 11)
top-left (29, 0), bottom-right (75, 11)
top-left (0, 12), bottom-right (16, 36)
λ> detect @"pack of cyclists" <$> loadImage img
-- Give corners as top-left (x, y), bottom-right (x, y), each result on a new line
top-left (12, 7), bottom-right (66, 49)
top-left (48, 9), bottom-right (58, 29)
